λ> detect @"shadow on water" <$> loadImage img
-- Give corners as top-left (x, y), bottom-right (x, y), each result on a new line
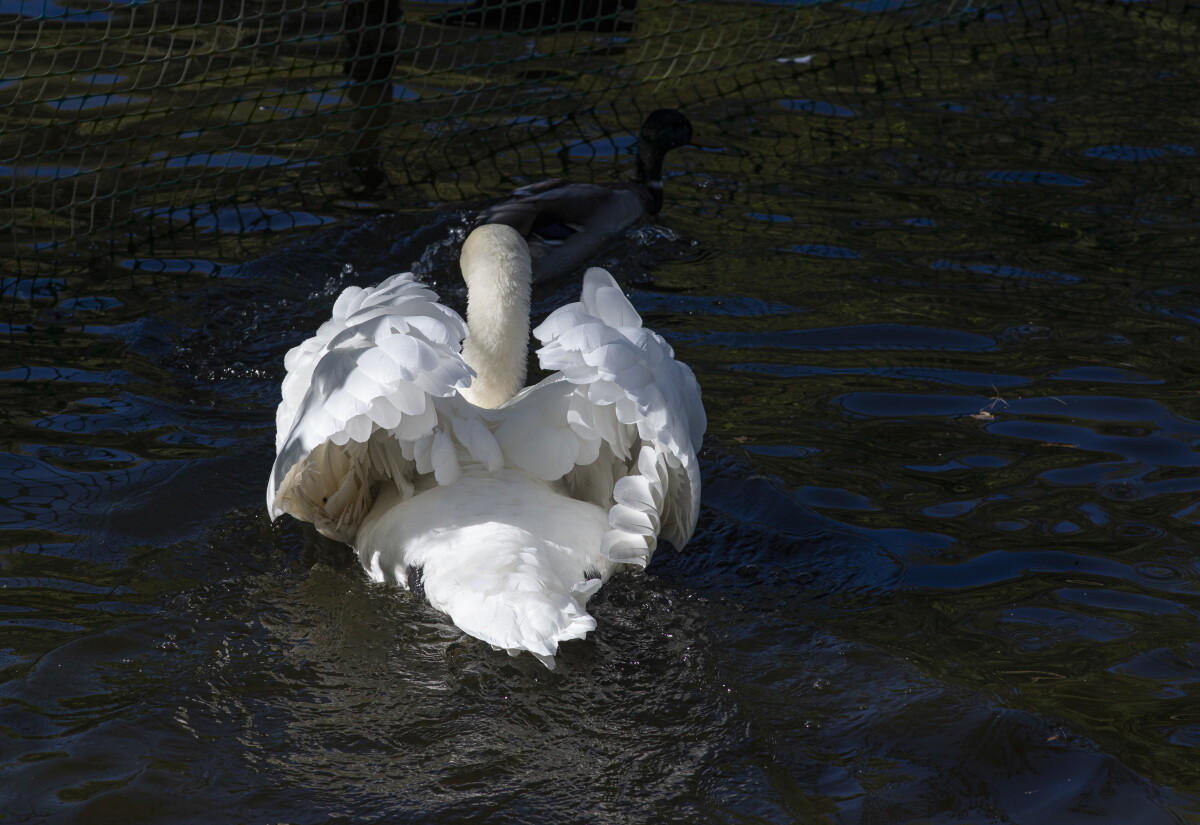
top-left (3, 0), bottom-right (1200, 821)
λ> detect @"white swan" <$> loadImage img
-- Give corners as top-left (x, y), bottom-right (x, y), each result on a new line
top-left (267, 224), bottom-right (704, 667)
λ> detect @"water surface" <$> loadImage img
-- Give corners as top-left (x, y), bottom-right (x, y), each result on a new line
top-left (2, 0), bottom-right (1200, 821)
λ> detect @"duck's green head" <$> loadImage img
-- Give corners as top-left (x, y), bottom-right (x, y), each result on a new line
top-left (639, 108), bottom-right (693, 153)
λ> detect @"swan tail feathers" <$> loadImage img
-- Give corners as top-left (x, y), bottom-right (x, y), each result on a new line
top-left (413, 524), bottom-right (606, 670)
top-left (430, 553), bottom-right (601, 670)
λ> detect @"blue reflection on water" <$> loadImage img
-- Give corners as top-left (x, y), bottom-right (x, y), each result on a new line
top-left (135, 205), bottom-right (336, 233)
top-left (152, 151), bottom-right (299, 171)
top-left (41, 92), bottom-right (145, 111)
top-left (984, 170), bottom-right (1091, 186)
top-left (684, 324), bottom-right (996, 351)
top-left (779, 98), bottom-right (861, 117)
top-left (0, 0), bottom-right (125, 22)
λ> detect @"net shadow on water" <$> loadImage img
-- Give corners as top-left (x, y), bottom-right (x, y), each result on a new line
top-left (3, 0), bottom-right (1200, 821)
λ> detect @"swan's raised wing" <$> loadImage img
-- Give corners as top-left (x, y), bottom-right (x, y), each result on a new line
top-left (267, 272), bottom-right (474, 542)
top-left (528, 268), bottom-right (705, 567)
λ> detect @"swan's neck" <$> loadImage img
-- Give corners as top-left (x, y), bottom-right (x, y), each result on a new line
top-left (459, 234), bottom-right (532, 409)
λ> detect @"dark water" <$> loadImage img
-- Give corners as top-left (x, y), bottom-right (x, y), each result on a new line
top-left (4, 0), bottom-right (1200, 822)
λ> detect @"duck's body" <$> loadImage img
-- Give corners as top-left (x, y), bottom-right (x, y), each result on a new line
top-left (475, 109), bottom-right (693, 282)
top-left (268, 225), bottom-right (704, 667)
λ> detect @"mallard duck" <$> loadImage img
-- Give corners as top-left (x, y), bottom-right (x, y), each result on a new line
top-left (267, 224), bottom-right (705, 667)
top-left (475, 108), bottom-right (693, 282)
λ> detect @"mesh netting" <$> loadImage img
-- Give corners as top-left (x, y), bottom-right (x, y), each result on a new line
top-left (1, 0), bottom-right (988, 267)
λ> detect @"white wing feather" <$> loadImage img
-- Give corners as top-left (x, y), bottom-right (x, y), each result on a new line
top-left (268, 273), bottom-right (472, 542)
top-left (532, 267), bottom-right (705, 566)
